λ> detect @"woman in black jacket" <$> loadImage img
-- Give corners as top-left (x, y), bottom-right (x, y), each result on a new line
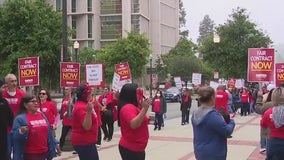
top-left (0, 79), bottom-right (14, 160)
top-left (180, 89), bottom-right (192, 125)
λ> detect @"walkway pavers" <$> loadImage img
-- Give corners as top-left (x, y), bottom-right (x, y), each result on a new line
top-left (54, 113), bottom-right (265, 160)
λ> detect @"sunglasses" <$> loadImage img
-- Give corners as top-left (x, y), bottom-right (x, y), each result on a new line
top-left (10, 80), bottom-right (17, 82)
top-left (39, 92), bottom-right (46, 95)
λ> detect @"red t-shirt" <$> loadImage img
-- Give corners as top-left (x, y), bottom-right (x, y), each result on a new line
top-left (215, 90), bottom-right (229, 113)
top-left (38, 101), bottom-right (58, 126)
top-left (119, 104), bottom-right (149, 152)
top-left (71, 101), bottom-right (98, 145)
top-left (153, 98), bottom-right (161, 113)
top-left (3, 88), bottom-right (26, 116)
top-left (240, 92), bottom-right (249, 103)
top-left (61, 97), bottom-right (73, 126)
top-left (25, 112), bottom-right (48, 154)
top-left (261, 108), bottom-right (284, 139)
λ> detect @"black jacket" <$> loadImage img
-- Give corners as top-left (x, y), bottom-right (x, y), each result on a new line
top-left (0, 97), bottom-right (14, 160)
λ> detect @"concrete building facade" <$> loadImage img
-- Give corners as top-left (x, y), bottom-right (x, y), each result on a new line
top-left (47, 0), bottom-right (179, 57)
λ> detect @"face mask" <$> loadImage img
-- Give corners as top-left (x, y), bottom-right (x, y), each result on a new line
top-left (157, 94), bottom-right (161, 97)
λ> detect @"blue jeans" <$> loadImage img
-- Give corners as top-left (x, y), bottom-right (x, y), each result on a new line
top-left (260, 137), bottom-right (267, 149)
top-left (73, 144), bottom-right (99, 160)
top-left (266, 138), bottom-right (284, 160)
top-left (154, 113), bottom-right (163, 129)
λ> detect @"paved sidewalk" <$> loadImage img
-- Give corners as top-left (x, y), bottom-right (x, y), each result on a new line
top-left (54, 113), bottom-right (265, 160)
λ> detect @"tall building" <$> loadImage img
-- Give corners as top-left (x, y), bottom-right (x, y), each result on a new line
top-left (4, 0), bottom-right (179, 57)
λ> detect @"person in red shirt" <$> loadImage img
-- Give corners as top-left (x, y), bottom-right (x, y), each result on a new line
top-left (71, 83), bottom-right (99, 160)
top-left (11, 95), bottom-right (56, 160)
top-left (215, 85), bottom-right (229, 113)
top-left (117, 83), bottom-right (151, 160)
top-left (98, 87), bottom-right (118, 142)
top-left (37, 88), bottom-right (61, 155)
top-left (3, 73), bottom-right (26, 160)
top-left (152, 89), bottom-right (167, 130)
top-left (240, 88), bottom-right (250, 116)
top-left (261, 87), bottom-right (284, 159)
top-left (59, 87), bottom-right (75, 151)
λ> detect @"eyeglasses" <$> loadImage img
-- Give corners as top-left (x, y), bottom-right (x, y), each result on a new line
top-left (28, 100), bottom-right (38, 103)
top-left (39, 93), bottom-right (46, 95)
top-left (10, 80), bottom-right (17, 82)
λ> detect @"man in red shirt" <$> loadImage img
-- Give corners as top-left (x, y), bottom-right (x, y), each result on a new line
top-left (3, 73), bottom-right (25, 160)
top-left (215, 85), bottom-right (229, 113)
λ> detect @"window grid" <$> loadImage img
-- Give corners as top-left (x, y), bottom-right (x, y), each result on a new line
top-left (101, 16), bottom-right (122, 39)
top-left (101, 0), bottom-right (122, 14)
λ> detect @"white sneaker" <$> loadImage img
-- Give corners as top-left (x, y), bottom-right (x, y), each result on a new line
top-left (259, 148), bottom-right (266, 153)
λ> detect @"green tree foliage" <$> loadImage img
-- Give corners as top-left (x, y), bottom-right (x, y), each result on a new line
top-left (197, 15), bottom-right (215, 45)
top-left (95, 32), bottom-right (151, 83)
top-left (0, 0), bottom-right (62, 88)
top-left (179, 0), bottom-right (188, 38)
top-left (200, 8), bottom-right (272, 79)
top-left (157, 39), bottom-right (211, 83)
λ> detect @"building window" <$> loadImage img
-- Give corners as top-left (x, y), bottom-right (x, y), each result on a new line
top-left (72, 16), bottom-right (77, 39)
top-left (71, 0), bottom-right (76, 12)
top-left (56, 0), bottom-right (62, 11)
top-left (88, 41), bottom-right (94, 48)
top-left (88, 15), bottom-right (93, 38)
top-left (88, 0), bottom-right (92, 11)
top-left (131, 0), bottom-right (139, 13)
top-left (101, 16), bottom-right (122, 39)
top-left (101, 0), bottom-right (122, 14)
top-left (131, 15), bottom-right (140, 33)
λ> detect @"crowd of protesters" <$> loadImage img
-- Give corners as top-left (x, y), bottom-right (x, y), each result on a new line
top-left (2, 72), bottom-right (284, 160)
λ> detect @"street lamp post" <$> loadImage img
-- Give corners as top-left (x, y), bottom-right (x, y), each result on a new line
top-left (73, 41), bottom-right (79, 62)
top-left (149, 54), bottom-right (153, 98)
top-left (213, 34), bottom-right (220, 80)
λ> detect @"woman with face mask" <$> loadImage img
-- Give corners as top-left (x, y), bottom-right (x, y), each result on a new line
top-left (152, 90), bottom-right (167, 130)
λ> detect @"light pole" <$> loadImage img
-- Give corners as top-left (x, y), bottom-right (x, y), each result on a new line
top-left (213, 34), bottom-right (220, 80)
top-left (149, 54), bottom-right (153, 98)
top-left (73, 41), bottom-right (79, 62)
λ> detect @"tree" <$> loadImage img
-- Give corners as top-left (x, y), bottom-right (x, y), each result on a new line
top-left (200, 8), bottom-right (272, 79)
top-left (179, 0), bottom-right (189, 38)
top-left (156, 39), bottom-right (212, 83)
top-left (197, 15), bottom-right (215, 45)
top-left (95, 32), bottom-right (151, 83)
top-left (0, 0), bottom-right (62, 88)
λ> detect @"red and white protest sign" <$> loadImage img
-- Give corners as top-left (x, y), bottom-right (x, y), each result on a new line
top-left (115, 62), bottom-right (132, 81)
top-left (85, 63), bottom-right (104, 87)
top-left (60, 62), bottom-right (80, 88)
top-left (247, 48), bottom-right (274, 82)
top-left (275, 63), bottom-right (284, 87)
top-left (18, 57), bottom-right (39, 86)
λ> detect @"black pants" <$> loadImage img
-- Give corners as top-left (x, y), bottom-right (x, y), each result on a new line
top-left (59, 125), bottom-right (72, 149)
top-left (97, 127), bottom-right (102, 145)
top-left (73, 144), bottom-right (99, 160)
top-left (185, 110), bottom-right (190, 123)
top-left (241, 102), bottom-right (250, 116)
top-left (154, 113), bottom-right (163, 129)
top-left (119, 145), bottom-right (145, 160)
top-left (101, 115), bottom-right (114, 140)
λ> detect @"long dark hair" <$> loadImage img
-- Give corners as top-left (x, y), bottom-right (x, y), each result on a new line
top-left (18, 95), bottom-right (36, 115)
top-left (117, 83), bottom-right (139, 126)
top-left (266, 88), bottom-right (275, 102)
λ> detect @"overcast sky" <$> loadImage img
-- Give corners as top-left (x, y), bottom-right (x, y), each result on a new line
top-left (183, 0), bottom-right (284, 45)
